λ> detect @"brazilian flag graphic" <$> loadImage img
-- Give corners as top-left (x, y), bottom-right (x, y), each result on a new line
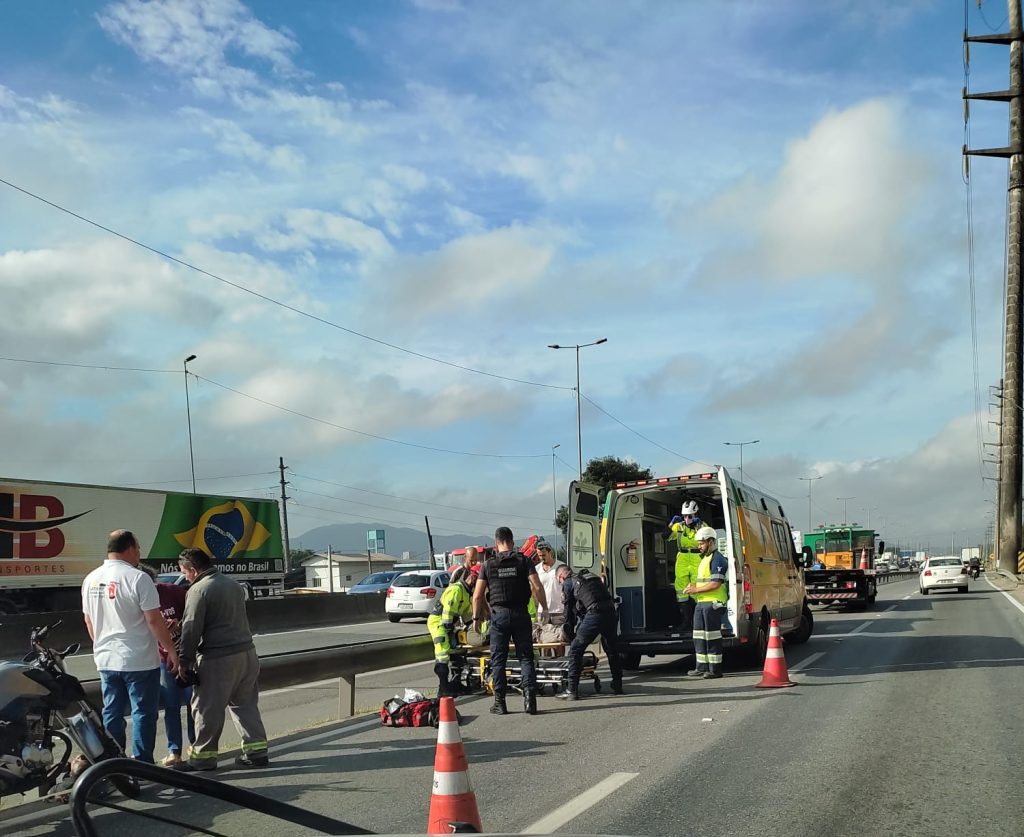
top-left (149, 496), bottom-right (282, 563)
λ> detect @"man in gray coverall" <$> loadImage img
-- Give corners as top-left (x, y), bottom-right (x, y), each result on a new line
top-left (174, 548), bottom-right (269, 771)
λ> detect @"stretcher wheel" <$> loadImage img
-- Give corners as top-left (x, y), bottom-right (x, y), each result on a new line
top-left (593, 677), bottom-right (602, 693)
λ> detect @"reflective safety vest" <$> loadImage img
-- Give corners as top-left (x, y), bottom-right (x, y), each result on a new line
top-left (670, 521), bottom-right (701, 554)
top-left (429, 580), bottom-right (473, 624)
top-left (694, 551), bottom-right (729, 604)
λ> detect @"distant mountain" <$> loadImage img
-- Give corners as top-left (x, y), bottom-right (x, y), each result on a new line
top-left (291, 521), bottom-right (557, 558)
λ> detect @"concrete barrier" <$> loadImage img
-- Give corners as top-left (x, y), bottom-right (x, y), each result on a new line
top-left (0, 592), bottom-right (390, 659)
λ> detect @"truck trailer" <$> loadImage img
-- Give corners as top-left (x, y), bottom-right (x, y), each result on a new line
top-left (0, 477), bottom-right (286, 613)
top-left (802, 524), bottom-right (881, 610)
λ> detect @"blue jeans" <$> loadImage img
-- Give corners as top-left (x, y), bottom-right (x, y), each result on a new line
top-left (489, 607), bottom-right (536, 695)
top-left (160, 661), bottom-right (195, 754)
top-left (98, 668), bottom-right (161, 763)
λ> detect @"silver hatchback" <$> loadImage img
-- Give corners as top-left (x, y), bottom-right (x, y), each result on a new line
top-left (384, 570), bottom-right (451, 621)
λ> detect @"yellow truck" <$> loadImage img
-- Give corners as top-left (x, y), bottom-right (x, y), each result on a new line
top-left (567, 465), bottom-right (812, 668)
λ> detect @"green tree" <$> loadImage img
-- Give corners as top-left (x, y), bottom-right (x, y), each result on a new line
top-left (554, 455), bottom-right (654, 537)
top-left (288, 548), bottom-right (317, 571)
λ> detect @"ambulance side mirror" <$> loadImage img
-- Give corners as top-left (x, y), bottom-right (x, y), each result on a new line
top-left (800, 546), bottom-right (814, 569)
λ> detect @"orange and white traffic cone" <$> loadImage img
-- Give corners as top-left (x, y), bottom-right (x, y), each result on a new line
top-left (755, 618), bottom-right (796, 688)
top-left (858, 549), bottom-right (869, 570)
top-left (427, 696), bottom-right (482, 835)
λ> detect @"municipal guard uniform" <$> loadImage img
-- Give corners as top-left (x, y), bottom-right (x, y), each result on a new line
top-left (556, 571), bottom-right (623, 700)
top-left (480, 550), bottom-right (538, 712)
top-left (691, 548), bottom-right (729, 678)
top-left (426, 576), bottom-right (474, 695)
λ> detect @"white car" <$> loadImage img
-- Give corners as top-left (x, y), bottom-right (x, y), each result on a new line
top-left (385, 570), bottom-right (451, 621)
top-left (919, 556), bottom-right (968, 595)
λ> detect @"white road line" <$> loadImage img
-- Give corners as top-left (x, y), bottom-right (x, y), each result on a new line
top-left (261, 657), bottom-right (433, 696)
top-left (984, 574), bottom-right (1024, 617)
top-left (522, 772), bottom-right (638, 834)
top-left (849, 620), bottom-right (874, 635)
top-left (789, 651), bottom-right (826, 673)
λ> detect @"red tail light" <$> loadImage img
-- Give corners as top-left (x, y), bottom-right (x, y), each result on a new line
top-left (923, 570), bottom-right (932, 577)
top-left (742, 565), bottom-right (752, 613)
top-left (386, 587), bottom-right (395, 596)
top-left (421, 587), bottom-right (437, 597)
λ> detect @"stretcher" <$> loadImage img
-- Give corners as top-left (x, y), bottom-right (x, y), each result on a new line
top-left (453, 645), bottom-right (601, 696)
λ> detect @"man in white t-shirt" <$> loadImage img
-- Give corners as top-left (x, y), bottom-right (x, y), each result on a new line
top-left (81, 529), bottom-right (180, 763)
top-left (534, 538), bottom-right (565, 626)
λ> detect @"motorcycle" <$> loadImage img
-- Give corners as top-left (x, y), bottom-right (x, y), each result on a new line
top-left (969, 565), bottom-right (981, 579)
top-left (0, 620), bottom-right (140, 802)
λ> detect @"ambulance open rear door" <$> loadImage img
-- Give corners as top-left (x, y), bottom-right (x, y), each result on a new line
top-left (567, 481), bottom-right (602, 574)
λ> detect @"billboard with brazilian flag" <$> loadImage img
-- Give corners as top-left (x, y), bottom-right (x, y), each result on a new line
top-left (0, 477), bottom-right (284, 590)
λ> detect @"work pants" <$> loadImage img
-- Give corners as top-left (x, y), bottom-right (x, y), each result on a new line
top-left (566, 607), bottom-right (623, 690)
top-left (674, 552), bottom-right (701, 628)
top-left (489, 606), bottom-right (536, 696)
top-left (692, 601), bottom-right (725, 675)
top-left (189, 648), bottom-right (268, 766)
top-left (427, 615), bottom-right (454, 663)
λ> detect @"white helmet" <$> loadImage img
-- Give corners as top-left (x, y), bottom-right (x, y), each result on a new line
top-left (695, 526), bottom-right (718, 543)
top-left (680, 500), bottom-right (699, 516)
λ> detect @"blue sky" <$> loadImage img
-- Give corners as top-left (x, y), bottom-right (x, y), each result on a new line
top-left (0, 0), bottom-right (1009, 554)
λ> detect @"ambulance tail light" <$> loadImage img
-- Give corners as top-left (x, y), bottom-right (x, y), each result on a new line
top-left (742, 565), bottom-right (753, 613)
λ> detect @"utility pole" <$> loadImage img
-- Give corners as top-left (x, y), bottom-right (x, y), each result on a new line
top-left (965, 2), bottom-right (1023, 574)
top-left (278, 456), bottom-right (292, 573)
top-left (424, 516), bottom-right (436, 569)
top-left (328, 544), bottom-right (334, 594)
top-left (798, 474), bottom-right (823, 533)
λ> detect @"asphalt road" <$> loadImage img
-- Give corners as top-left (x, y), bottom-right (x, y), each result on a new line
top-left (4, 575), bottom-right (1024, 836)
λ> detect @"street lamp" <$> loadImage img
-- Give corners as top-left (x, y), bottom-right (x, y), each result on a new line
top-left (836, 496), bottom-right (856, 525)
top-left (797, 474), bottom-right (823, 532)
top-left (551, 444), bottom-right (561, 551)
top-left (548, 338), bottom-right (607, 478)
top-left (723, 439), bottom-right (759, 484)
top-left (184, 354), bottom-right (197, 494)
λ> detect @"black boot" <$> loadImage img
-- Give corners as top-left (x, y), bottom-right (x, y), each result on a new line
top-left (524, 689), bottom-right (538, 715)
top-left (434, 663), bottom-right (452, 696)
top-left (611, 680), bottom-right (624, 695)
top-left (490, 693), bottom-right (508, 715)
top-left (555, 685), bottom-right (579, 701)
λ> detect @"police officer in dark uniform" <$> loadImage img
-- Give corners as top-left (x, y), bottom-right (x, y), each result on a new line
top-left (472, 526), bottom-right (548, 715)
top-left (555, 566), bottom-right (624, 701)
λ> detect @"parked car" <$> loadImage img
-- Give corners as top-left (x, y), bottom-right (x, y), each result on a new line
top-left (158, 572), bottom-right (188, 587)
top-left (920, 556), bottom-right (968, 595)
top-left (349, 570), bottom-right (404, 595)
top-left (385, 570), bottom-right (451, 621)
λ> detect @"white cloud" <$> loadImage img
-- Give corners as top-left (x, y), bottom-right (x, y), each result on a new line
top-left (98, 0), bottom-right (299, 96)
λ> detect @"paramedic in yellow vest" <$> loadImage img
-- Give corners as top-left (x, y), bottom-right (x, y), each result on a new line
top-left (668, 500), bottom-right (703, 632)
top-left (683, 526), bottom-right (729, 680)
top-left (427, 565), bottom-right (478, 696)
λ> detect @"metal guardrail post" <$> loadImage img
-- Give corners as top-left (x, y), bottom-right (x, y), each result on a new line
top-left (339, 674), bottom-right (356, 718)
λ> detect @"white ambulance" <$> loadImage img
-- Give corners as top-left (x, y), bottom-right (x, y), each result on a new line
top-left (567, 465), bottom-right (812, 668)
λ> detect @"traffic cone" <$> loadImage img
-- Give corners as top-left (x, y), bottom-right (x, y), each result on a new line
top-left (427, 696), bottom-right (482, 835)
top-left (858, 549), bottom-right (869, 570)
top-left (756, 618), bottom-right (796, 688)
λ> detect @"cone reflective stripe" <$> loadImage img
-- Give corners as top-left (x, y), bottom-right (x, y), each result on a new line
top-left (427, 696), bottom-right (482, 835)
top-left (755, 618), bottom-right (796, 688)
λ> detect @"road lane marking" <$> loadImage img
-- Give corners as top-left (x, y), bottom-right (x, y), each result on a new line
top-left (522, 772), bottom-right (638, 834)
top-left (849, 620), bottom-right (874, 635)
top-left (984, 574), bottom-right (1024, 617)
top-left (789, 651), bottom-right (825, 672)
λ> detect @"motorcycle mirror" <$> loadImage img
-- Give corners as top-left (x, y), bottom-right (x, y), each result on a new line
top-left (61, 643), bottom-right (81, 657)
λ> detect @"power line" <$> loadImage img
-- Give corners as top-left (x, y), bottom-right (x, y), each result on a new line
top-left (124, 471), bottom-right (277, 487)
top-left (0, 176), bottom-right (570, 392)
top-left (579, 392), bottom-right (714, 467)
top-left (0, 356), bottom-right (175, 374)
top-left (288, 500), bottom-right (483, 536)
top-left (194, 373), bottom-right (548, 460)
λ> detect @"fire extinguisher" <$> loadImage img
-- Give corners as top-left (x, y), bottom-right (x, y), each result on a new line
top-left (621, 540), bottom-right (639, 570)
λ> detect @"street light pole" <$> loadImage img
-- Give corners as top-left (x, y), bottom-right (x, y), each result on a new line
top-left (723, 439), bottom-right (759, 484)
top-left (184, 354), bottom-right (198, 494)
top-left (837, 496), bottom-right (856, 525)
top-left (551, 443), bottom-right (561, 551)
top-left (548, 338), bottom-right (607, 479)
top-left (798, 474), bottom-right (823, 532)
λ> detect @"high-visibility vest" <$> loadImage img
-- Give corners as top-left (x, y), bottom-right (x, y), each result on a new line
top-left (670, 522), bottom-right (701, 554)
top-left (694, 552), bottom-right (728, 604)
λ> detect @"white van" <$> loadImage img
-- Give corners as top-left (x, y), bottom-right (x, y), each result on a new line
top-left (567, 465), bottom-right (812, 668)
